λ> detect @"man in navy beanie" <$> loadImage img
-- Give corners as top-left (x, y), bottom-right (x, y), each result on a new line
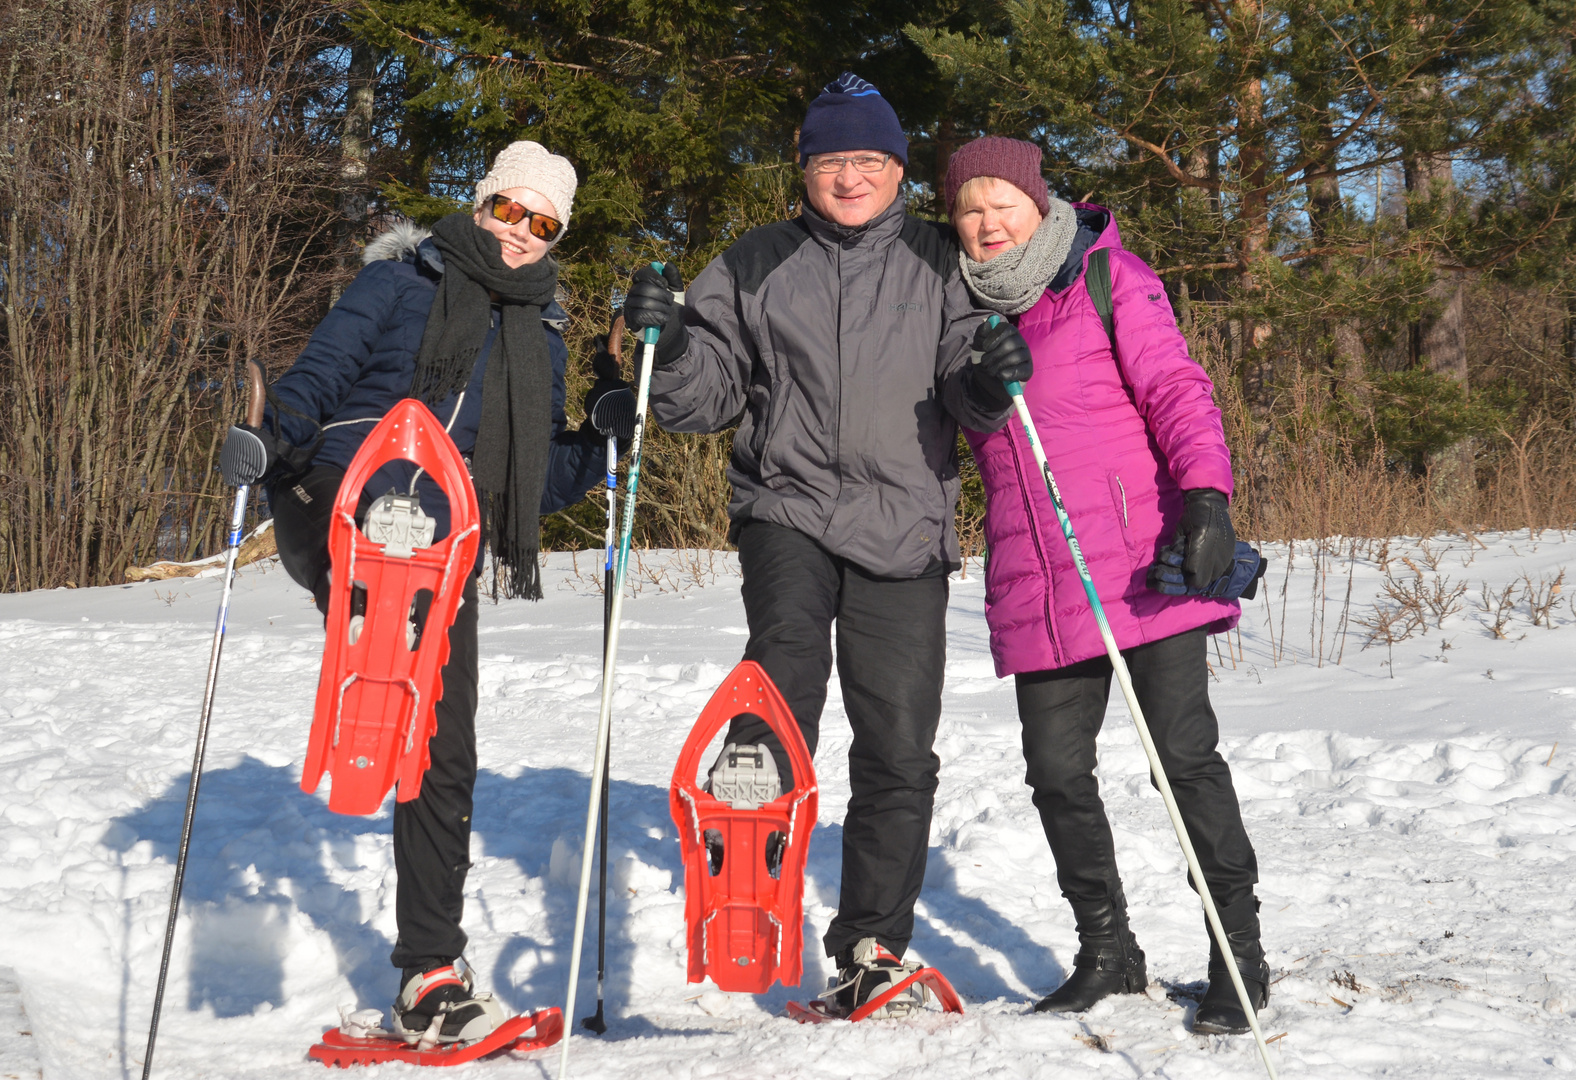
top-left (627, 73), bottom-right (1034, 1016)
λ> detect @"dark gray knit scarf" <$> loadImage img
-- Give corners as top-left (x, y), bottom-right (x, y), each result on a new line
top-left (411, 212), bottom-right (558, 600)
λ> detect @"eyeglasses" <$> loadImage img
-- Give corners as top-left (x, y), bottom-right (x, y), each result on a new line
top-left (806, 153), bottom-right (893, 175)
top-left (487, 193), bottom-right (565, 242)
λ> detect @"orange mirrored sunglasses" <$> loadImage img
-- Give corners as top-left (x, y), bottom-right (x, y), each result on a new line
top-left (487, 193), bottom-right (565, 242)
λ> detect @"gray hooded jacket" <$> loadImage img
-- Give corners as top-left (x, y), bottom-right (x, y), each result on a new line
top-left (650, 198), bottom-right (1011, 578)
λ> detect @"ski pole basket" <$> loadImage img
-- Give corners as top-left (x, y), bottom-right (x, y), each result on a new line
top-left (669, 662), bottom-right (818, 994)
top-left (301, 398), bottom-right (481, 816)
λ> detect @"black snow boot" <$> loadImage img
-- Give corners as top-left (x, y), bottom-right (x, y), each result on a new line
top-left (1034, 891), bottom-right (1147, 1013)
top-left (1192, 895), bottom-right (1270, 1035)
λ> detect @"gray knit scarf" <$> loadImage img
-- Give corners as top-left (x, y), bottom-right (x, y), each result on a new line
top-left (411, 212), bottom-right (558, 600)
top-left (958, 193), bottom-right (1078, 315)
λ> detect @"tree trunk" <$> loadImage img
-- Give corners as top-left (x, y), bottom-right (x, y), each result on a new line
top-left (337, 40), bottom-right (377, 273)
top-left (1405, 152), bottom-right (1473, 500)
top-left (1233, 0), bottom-right (1271, 354)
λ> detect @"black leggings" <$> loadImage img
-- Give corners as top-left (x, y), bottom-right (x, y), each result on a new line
top-left (272, 465), bottom-right (480, 973)
top-left (1015, 629), bottom-right (1258, 911)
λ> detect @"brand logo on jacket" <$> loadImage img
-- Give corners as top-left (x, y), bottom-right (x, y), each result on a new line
top-left (888, 301), bottom-right (924, 313)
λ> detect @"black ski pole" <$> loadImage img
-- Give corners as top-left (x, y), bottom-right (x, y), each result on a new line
top-left (141, 362), bottom-right (267, 1080)
top-left (582, 426), bottom-right (617, 1036)
top-left (583, 313), bottom-right (628, 1036)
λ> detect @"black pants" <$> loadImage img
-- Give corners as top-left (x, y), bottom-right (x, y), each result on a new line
top-left (1015, 628), bottom-right (1258, 912)
top-left (730, 522), bottom-right (948, 961)
top-left (273, 465), bottom-right (480, 973)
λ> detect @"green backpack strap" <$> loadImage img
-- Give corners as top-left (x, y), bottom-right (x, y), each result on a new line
top-left (1085, 247), bottom-right (1117, 354)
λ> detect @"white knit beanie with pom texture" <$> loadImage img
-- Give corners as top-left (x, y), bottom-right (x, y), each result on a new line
top-left (473, 141), bottom-right (578, 227)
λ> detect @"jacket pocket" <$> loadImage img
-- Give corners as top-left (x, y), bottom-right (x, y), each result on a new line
top-left (1107, 470), bottom-right (1146, 563)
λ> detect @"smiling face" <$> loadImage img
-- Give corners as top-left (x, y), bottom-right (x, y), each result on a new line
top-left (472, 186), bottom-right (559, 268)
top-left (952, 177), bottom-right (1045, 263)
top-left (803, 151), bottom-right (905, 228)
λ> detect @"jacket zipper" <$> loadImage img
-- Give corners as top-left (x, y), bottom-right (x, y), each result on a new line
top-left (1006, 423), bottom-right (1062, 667)
top-left (1116, 476), bottom-right (1128, 527)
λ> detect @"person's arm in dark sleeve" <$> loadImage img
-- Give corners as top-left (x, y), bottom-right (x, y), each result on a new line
top-left (647, 256), bottom-right (752, 434)
top-left (539, 324), bottom-right (610, 514)
top-left (264, 260), bottom-right (401, 448)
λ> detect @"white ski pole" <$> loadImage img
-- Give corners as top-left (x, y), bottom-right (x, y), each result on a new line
top-left (142, 363), bottom-right (267, 1080)
top-left (997, 335), bottom-right (1279, 1080)
top-left (560, 271), bottom-right (666, 1079)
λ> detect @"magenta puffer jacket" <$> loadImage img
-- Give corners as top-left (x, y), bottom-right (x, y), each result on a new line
top-left (963, 207), bottom-right (1240, 677)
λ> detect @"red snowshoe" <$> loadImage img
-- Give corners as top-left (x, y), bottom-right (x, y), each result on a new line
top-left (300, 399), bottom-right (481, 816)
top-left (669, 661), bottom-right (818, 994)
top-left (308, 1006), bottom-right (562, 1067)
top-left (786, 966), bottom-right (965, 1024)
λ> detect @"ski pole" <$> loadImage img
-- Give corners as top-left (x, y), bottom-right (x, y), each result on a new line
top-left (995, 323), bottom-right (1279, 1080)
top-left (142, 361), bottom-right (268, 1080)
top-left (561, 272), bottom-right (667, 1078)
top-left (582, 315), bottom-right (625, 1037)
top-left (580, 422), bottom-right (618, 1037)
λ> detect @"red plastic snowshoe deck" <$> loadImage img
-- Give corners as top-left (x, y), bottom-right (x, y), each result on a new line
top-left (301, 398), bottom-right (481, 816)
top-left (785, 967), bottom-right (965, 1024)
top-left (669, 661), bottom-right (818, 994)
top-left (308, 1007), bottom-right (561, 1067)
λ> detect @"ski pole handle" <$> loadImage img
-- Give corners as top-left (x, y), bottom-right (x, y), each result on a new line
top-left (245, 359), bottom-right (266, 427)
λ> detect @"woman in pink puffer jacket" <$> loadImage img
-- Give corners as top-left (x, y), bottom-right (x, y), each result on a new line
top-left (948, 136), bottom-right (1267, 1036)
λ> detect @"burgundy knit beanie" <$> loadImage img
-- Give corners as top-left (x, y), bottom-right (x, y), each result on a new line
top-left (944, 136), bottom-right (1050, 217)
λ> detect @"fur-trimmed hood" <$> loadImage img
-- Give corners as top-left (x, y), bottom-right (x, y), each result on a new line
top-left (362, 220), bottom-right (431, 265)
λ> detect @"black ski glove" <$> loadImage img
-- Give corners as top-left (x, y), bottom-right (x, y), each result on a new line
top-left (624, 262), bottom-right (688, 365)
top-left (583, 332), bottom-right (636, 442)
top-left (1166, 488), bottom-right (1236, 591)
top-left (967, 318), bottom-right (1034, 410)
top-left (220, 423), bottom-right (277, 486)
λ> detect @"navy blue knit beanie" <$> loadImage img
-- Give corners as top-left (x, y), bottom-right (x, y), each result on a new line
top-left (798, 73), bottom-right (908, 167)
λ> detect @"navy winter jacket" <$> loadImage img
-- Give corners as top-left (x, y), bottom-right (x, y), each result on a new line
top-left (264, 224), bottom-right (604, 538)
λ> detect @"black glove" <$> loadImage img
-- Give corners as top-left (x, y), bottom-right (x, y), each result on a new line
top-left (584, 332), bottom-right (636, 441)
top-left (624, 262), bottom-right (688, 365)
top-left (1172, 488), bottom-right (1236, 591)
top-left (219, 423), bottom-right (276, 486)
top-left (968, 318), bottom-right (1034, 409)
top-left (625, 262), bottom-right (683, 331)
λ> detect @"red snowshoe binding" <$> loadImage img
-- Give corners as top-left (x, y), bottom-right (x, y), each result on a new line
top-left (786, 937), bottom-right (965, 1024)
top-left (669, 661), bottom-right (818, 994)
top-left (307, 1003), bottom-right (562, 1068)
top-left (300, 399), bottom-right (481, 816)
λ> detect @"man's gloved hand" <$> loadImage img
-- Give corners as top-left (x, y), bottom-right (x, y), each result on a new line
top-left (1169, 488), bottom-right (1236, 591)
top-left (584, 331), bottom-right (636, 442)
top-left (624, 262), bottom-right (689, 367)
top-left (219, 423), bottom-right (277, 486)
top-left (968, 318), bottom-right (1034, 409)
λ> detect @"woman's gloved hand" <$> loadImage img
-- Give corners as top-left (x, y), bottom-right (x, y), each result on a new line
top-left (220, 423), bottom-right (277, 486)
top-left (1166, 488), bottom-right (1236, 591)
top-left (968, 318), bottom-right (1034, 409)
top-left (583, 331), bottom-right (635, 442)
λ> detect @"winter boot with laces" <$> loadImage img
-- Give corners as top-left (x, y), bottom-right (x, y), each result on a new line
top-left (1191, 895), bottom-right (1270, 1035)
top-left (390, 961), bottom-right (506, 1046)
top-left (826, 938), bottom-right (927, 1019)
top-left (1034, 890), bottom-right (1148, 1013)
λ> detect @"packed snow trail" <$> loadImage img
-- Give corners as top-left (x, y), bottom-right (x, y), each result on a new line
top-left (0, 535), bottom-right (1573, 1077)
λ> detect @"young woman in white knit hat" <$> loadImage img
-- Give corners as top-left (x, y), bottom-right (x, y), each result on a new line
top-left (221, 141), bottom-right (632, 1043)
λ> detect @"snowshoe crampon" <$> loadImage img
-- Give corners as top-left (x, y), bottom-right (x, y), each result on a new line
top-left (301, 399), bottom-right (481, 815)
top-left (786, 967), bottom-right (964, 1024)
top-left (308, 1006), bottom-right (562, 1067)
top-left (669, 661), bottom-right (817, 994)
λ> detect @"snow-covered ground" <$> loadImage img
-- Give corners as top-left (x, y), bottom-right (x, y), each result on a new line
top-left (1, 532), bottom-right (1573, 1079)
